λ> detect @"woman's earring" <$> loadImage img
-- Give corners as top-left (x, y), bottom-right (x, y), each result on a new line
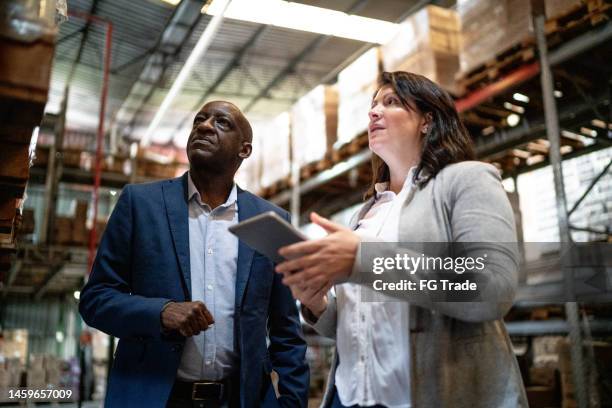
top-left (421, 126), bottom-right (428, 134)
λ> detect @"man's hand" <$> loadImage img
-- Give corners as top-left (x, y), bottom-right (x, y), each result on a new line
top-left (161, 301), bottom-right (214, 337)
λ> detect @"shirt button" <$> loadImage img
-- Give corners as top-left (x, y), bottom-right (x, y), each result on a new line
top-left (360, 355), bottom-right (365, 362)
top-left (207, 248), bottom-right (213, 255)
top-left (207, 284), bottom-right (213, 290)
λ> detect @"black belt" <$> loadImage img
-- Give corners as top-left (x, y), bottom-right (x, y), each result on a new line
top-left (169, 379), bottom-right (234, 406)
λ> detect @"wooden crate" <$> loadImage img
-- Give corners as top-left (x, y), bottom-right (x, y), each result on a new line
top-left (0, 34), bottom-right (55, 105)
top-left (0, 142), bottom-right (30, 183)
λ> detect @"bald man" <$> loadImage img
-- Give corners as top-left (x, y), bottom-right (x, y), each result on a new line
top-left (79, 101), bottom-right (309, 408)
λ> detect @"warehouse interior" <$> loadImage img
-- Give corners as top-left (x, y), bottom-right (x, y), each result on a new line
top-left (1, 0), bottom-right (611, 406)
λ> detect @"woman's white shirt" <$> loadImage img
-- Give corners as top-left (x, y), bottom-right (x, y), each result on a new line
top-left (335, 170), bottom-right (415, 408)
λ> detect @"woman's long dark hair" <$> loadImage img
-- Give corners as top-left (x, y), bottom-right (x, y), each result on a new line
top-left (365, 71), bottom-right (475, 199)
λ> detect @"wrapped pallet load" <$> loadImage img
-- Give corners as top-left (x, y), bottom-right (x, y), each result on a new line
top-left (381, 5), bottom-right (461, 95)
top-left (456, 0), bottom-right (581, 76)
top-left (234, 127), bottom-right (262, 193)
top-left (336, 47), bottom-right (381, 148)
top-left (254, 112), bottom-right (291, 189)
top-left (291, 84), bottom-right (338, 167)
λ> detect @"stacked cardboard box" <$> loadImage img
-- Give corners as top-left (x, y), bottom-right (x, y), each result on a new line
top-left (381, 5), bottom-right (461, 95)
top-left (291, 85), bottom-right (338, 167)
top-left (54, 216), bottom-right (74, 246)
top-left (457, 0), bottom-right (586, 76)
top-left (73, 200), bottom-right (89, 246)
top-left (27, 355), bottom-right (46, 388)
top-left (43, 356), bottom-right (61, 386)
top-left (255, 113), bottom-right (291, 189)
top-left (235, 131), bottom-right (262, 193)
top-left (558, 339), bottom-right (612, 408)
top-left (336, 47), bottom-right (381, 147)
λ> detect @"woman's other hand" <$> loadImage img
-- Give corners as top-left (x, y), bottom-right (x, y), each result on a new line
top-left (275, 212), bottom-right (361, 289)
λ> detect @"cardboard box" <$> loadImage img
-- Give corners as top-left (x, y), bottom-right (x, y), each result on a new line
top-left (337, 47), bottom-right (381, 147)
top-left (381, 6), bottom-right (461, 94)
top-left (291, 85), bottom-right (338, 167)
top-left (457, 0), bottom-right (533, 74)
top-left (0, 142), bottom-right (30, 182)
top-left (255, 113), bottom-right (291, 189)
top-left (0, 34), bottom-right (55, 105)
top-left (235, 131), bottom-right (262, 193)
top-left (53, 216), bottom-right (73, 245)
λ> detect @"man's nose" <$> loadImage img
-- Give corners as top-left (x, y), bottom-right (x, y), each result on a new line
top-left (197, 116), bottom-right (215, 131)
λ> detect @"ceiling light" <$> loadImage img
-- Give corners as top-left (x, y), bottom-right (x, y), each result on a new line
top-left (503, 102), bottom-right (525, 114)
top-left (204, 0), bottom-right (400, 44)
top-left (56, 331), bottom-right (64, 343)
top-left (512, 92), bottom-right (530, 103)
top-left (109, 190), bottom-right (117, 196)
top-left (554, 90), bottom-right (563, 98)
top-left (507, 114), bottom-right (520, 127)
top-left (160, 0), bottom-right (181, 4)
top-left (73, 290), bottom-right (80, 300)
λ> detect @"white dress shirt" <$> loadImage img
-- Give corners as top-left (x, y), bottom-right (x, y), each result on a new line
top-left (177, 173), bottom-right (239, 381)
top-left (334, 170), bottom-right (416, 408)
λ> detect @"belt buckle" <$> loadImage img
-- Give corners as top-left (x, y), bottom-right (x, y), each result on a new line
top-left (192, 381), bottom-right (223, 401)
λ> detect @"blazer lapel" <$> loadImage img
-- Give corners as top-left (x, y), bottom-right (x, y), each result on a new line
top-left (235, 188), bottom-right (256, 310)
top-left (162, 173), bottom-right (191, 299)
top-left (350, 197), bottom-right (376, 230)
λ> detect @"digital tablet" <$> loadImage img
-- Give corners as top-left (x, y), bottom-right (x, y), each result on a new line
top-left (228, 211), bottom-right (307, 262)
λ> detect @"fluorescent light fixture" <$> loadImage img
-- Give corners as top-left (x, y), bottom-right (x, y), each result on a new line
top-left (580, 127), bottom-right (597, 137)
top-left (554, 90), bottom-right (563, 98)
top-left (204, 0), bottom-right (400, 44)
top-left (110, 190), bottom-right (117, 197)
top-left (503, 102), bottom-right (525, 114)
top-left (161, 0), bottom-right (180, 4)
top-left (73, 290), bottom-right (80, 300)
top-left (507, 114), bottom-right (520, 127)
top-left (141, 0), bottom-right (232, 146)
top-left (55, 331), bottom-right (64, 343)
top-left (512, 92), bottom-right (530, 103)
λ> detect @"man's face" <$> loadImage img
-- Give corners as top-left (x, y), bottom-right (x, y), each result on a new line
top-left (186, 101), bottom-right (251, 171)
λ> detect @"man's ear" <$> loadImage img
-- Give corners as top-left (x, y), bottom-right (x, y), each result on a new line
top-left (238, 142), bottom-right (252, 159)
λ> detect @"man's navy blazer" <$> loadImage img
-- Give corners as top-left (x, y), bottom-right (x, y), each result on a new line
top-left (79, 173), bottom-right (309, 407)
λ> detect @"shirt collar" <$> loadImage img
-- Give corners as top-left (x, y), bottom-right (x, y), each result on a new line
top-left (187, 172), bottom-right (238, 209)
top-left (375, 166), bottom-right (418, 199)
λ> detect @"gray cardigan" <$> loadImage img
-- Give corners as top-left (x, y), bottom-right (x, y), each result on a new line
top-left (307, 161), bottom-right (528, 408)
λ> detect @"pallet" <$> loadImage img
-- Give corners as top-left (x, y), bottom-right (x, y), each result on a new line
top-left (457, 0), bottom-right (611, 94)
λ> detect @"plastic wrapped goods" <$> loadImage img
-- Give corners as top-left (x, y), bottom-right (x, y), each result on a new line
top-left (235, 127), bottom-right (263, 193)
top-left (337, 47), bottom-right (381, 147)
top-left (291, 84), bottom-right (338, 167)
top-left (0, 0), bottom-right (63, 41)
top-left (254, 112), bottom-right (291, 189)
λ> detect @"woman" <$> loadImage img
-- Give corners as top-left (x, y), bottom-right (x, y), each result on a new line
top-left (275, 71), bottom-right (527, 408)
